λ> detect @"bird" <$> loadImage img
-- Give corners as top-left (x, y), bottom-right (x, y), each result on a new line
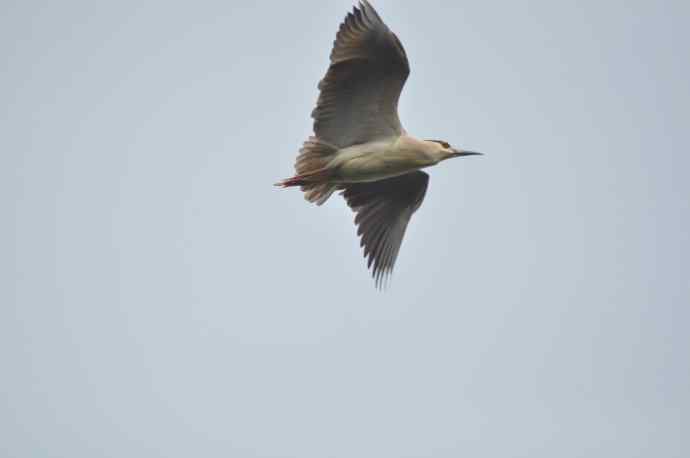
top-left (276, 1), bottom-right (481, 288)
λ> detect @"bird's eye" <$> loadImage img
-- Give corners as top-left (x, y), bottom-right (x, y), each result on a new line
top-left (427, 140), bottom-right (450, 148)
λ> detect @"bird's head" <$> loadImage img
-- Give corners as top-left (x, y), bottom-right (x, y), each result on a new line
top-left (425, 140), bottom-right (482, 162)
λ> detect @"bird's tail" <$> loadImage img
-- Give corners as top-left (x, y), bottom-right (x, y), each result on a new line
top-left (275, 137), bottom-right (339, 206)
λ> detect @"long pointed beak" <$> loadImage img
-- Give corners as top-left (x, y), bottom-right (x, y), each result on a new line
top-left (450, 148), bottom-right (483, 158)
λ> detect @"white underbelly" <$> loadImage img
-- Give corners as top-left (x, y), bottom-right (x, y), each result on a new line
top-left (335, 156), bottom-right (422, 182)
top-left (329, 139), bottom-right (436, 183)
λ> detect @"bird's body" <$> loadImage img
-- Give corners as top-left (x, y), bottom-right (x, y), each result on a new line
top-left (276, 1), bottom-right (481, 287)
top-left (328, 135), bottom-right (442, 183)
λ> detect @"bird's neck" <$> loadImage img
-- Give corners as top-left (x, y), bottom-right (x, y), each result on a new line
top-left (395, 135), bottom-right (444, 165)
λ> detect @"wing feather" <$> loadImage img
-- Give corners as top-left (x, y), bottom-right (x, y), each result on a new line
top-left (312, 1), bottom-right (410, 148)
top-left (341, 171), bottom-right (429, 288)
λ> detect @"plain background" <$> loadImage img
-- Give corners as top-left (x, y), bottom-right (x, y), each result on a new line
top-left (3, 1), bottom-right (689, 456)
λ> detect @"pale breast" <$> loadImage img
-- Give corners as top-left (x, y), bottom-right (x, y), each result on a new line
top-left (331, 136), bottom-right (437, 183)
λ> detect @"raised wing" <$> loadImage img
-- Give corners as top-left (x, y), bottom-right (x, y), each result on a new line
top-left (342, 171), bottom-right (429, 288)
top-left (312, 1), bottom-right (410, 148)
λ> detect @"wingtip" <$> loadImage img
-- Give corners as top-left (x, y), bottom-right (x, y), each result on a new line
top-left (374, 269), bottom-right (392, 291)
top-left (358, 0), bottom-right (382, 23)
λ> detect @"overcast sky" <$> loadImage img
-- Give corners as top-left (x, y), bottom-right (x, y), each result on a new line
top-left (3, 1), bottom-right (689, 457)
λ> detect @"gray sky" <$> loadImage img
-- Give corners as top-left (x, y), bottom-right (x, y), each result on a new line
top-left (2, 1), bottom-right (689, 456)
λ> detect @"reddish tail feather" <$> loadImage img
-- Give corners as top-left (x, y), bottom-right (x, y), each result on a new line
top-left (275, 137), bottom-right (339, 205)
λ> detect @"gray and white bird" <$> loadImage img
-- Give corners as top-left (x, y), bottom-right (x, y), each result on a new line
top-left (277, 1), bottom-right (481, 288)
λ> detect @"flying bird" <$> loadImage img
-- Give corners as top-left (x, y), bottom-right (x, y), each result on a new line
top-left (276, 1), bottom-right (481, 288)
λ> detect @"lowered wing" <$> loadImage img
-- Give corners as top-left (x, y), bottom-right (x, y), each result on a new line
top-left (341, 171), bottom-right (429, 288)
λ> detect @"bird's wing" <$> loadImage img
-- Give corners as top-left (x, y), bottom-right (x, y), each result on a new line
top-left (342, 171), bottom-right (429, 288)
top-left (312, 1), bottom-right (410, 148)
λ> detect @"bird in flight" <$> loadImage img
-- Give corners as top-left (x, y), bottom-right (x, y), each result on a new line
top-left (276, 1), bottom-right (481, 288)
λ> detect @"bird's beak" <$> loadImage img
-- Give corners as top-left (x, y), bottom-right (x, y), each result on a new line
top-left (450, 148), bottom-right (483, 158)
